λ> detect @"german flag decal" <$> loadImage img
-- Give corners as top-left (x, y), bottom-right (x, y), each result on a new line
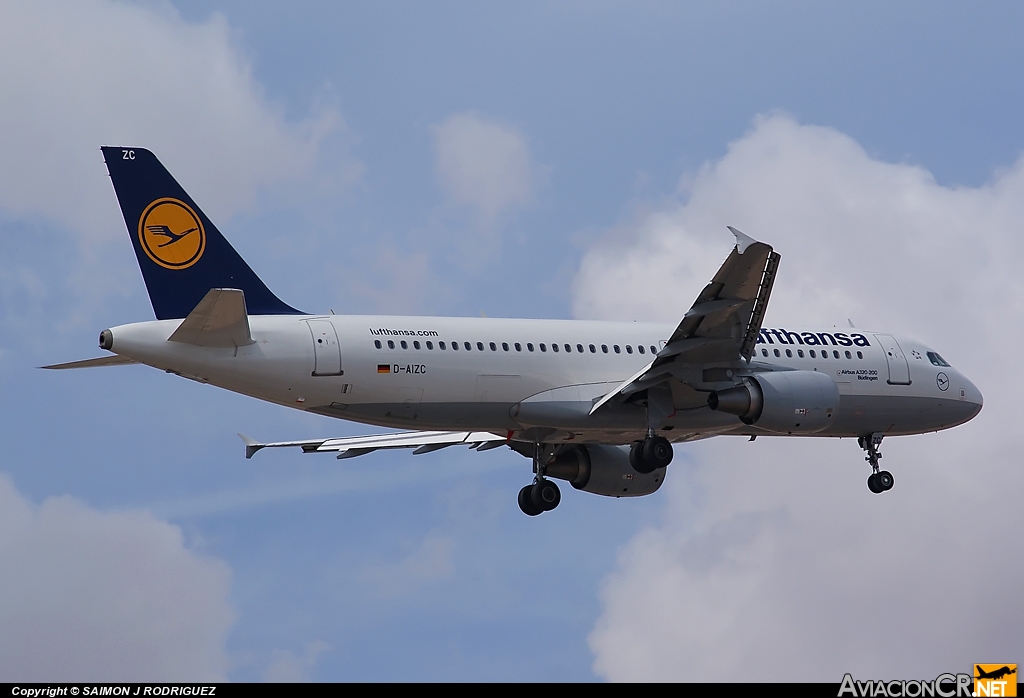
top-left (377, 364), bottom-right (391, 374)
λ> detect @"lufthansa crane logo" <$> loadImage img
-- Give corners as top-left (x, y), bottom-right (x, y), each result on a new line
top-left (138, 198), bottom-right (206, 270)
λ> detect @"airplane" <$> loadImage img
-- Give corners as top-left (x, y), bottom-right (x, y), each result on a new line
top-left (976, 666), bottom-right (1017, 681)
top-left (43, 147), bottom-right (984, 516)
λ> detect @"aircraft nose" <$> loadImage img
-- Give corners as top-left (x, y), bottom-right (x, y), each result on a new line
top-left (961, 375), bottom-right (983, 418)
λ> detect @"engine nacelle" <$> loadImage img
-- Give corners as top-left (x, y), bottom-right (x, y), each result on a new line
top-left (545, 444), bottom-right (666, 498)
top-left (708, 370), bottom-right (839, 434)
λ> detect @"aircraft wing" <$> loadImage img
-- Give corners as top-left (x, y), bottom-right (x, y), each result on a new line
top-left (591, 227), bottom-right (780, 414)
top-left (240, 430), bottom-right (508, 460)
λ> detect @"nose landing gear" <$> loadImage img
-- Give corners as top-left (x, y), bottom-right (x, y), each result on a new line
top-left (859, 433), bottom-right (894, 494)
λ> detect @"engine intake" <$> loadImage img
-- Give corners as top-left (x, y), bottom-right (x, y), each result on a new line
top-left (708, 370), bottom-right (839, 434)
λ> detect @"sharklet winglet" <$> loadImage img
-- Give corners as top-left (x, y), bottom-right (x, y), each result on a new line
top-left (727, 226), bottom-right (757, 254)
top-left (238, 433), bottom-right (263, 459)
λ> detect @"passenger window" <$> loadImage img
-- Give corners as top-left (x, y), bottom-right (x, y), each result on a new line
top-left (515, 343), bottom-right (522, 352)
top-left (774, 349), bottom-right (780, 357)
top-left (452, 341), bottom-right (459, 351)
top-left (502, 342), bottom-right (509, 351)
top-left (477, 342), bottom-right (484, 351)
top-left (786, 349), bottom-right (793, 357)
top-left (845, 350), bottom-right (851, 359)
top-left (797, 349), bottom-right (804, 358)
top-left (465, 342), bottom-right (472, 351)
top-left (638, 345), bottom-right (645, 354)
top-left (833, 350), bottom-right (840, 359)
top-left (413, 341), bottom-right (420, 350)
top-left (614, 345), bottom-right (621, 354)
top-left (857, 351), bottom-right (863, 359)
top-left (762, 348), bottom-right (768, 357)
top-left (490, 342), bottom-right (497, 351)
top-left (809, 350), bottom-right (816, 358)
top-left (650, 346), bottom-right (657, 354)
top-left (388, 340), bottom-right (395, 349)
top-left (552, 343), bottom-right (559, 353)
top-left (439, 341), bottom-right (446, 350)
top-left (626, 345), bottom-right (633, 354)
top-left (577, 344), bottom-right (584, 353)
top-left (821, 350), bottom-right (827, 359)
top-left (527, 343), bottom-right (534, 352)
top-left (565, 344), bottom-right (572, 353)
top-left (589, 344), bottom-right (596, 353)
top-left (426, 341), bottom-right (433, 350)
top-left (540, 343), bottom-right (547, 352)
top-left (927, 352), bottom-right (951, 367)
top-left (602, 345), bottom-right (609, 354)
top-left (374, 340), bottom-right (382, 349)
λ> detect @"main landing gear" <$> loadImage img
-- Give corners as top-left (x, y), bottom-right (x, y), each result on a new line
top-left (518, 443), bottom-right (561, 516)
top-left (630, 434), bottom-right (673, 474)
top-left (859, 432), bottom-right (894, 494)
top-left (518, 479), bottom-right (560, 516)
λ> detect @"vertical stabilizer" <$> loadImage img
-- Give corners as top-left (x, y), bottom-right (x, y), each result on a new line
top-left (101, 147), bottom-right (303, 320)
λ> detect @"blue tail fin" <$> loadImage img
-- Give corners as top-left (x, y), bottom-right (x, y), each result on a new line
top-left (101, 146), bottom-right (303, 320)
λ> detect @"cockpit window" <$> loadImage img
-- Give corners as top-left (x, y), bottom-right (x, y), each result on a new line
top-left (927, 351), bottom-right (951, 367)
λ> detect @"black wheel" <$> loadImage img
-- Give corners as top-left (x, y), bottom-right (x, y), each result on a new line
top-left (867, 473), bottom-right (882, 494)
top-left (877, 470), bottom-right (894, 491)
top-left (642, 435), bottom-right (674, 468)
top-left (630, 441), bottom-right (655, 474)
top-left (531, 479), bottom-right (561, 511)
top-left (518, 485), bottom-right (542, 516)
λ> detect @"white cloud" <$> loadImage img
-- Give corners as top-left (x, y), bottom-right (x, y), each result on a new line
top-left (0, 0), bottom-right (348, 243)
top-left (433, 111), bottom-right (535, 224)
top-left (263, 640), bottom-right (330, 683)
top-left (359, 535), bottom-right (455, 599)
top-left (0, 474), bottom-right (234, 681)
top-left (577, 114), bottom-right (1024, 681)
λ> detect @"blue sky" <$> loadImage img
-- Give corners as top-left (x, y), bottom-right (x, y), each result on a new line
top-left (1, 1), bottom-right (1022, 681)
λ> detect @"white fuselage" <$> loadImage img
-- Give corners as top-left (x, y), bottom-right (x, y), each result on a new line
top-left (106, 314), bottom-right (983, 444)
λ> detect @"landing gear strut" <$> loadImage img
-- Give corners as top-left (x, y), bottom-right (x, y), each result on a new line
top-left (630, 433), bottom-right (673, 474)
top-left (859, 432), bottom-right (894, 494)
top-left (518, 443), bottom-right (562, 516)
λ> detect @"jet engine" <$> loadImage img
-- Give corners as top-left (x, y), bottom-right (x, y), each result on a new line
top-left (545, 444), bottom-right (665, 497)
top-left (708, 370), bottom-right (839, 434)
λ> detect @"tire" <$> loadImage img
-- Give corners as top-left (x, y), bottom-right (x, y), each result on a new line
top-left (531, 479), bottom-right (561, 511)
top-left (518, 485), bottom-right (542, 516)
top-left (877, 470), bottom-right (894, 491)
top-left (867, 474), bottom-right (882, 494)
top-left (630, 442), bottom-right (655, 474)
top-left (642, 436), bottom-right (674, 468)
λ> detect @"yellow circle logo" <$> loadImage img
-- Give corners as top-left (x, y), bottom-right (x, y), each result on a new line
top-left (138, 198), bottom-right (206, 270)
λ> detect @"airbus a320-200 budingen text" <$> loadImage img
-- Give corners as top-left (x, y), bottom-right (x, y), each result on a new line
top-left (45, 147), bottom-right (983, 516)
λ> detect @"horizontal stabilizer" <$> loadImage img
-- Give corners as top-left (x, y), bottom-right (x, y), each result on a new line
top-left (168, 288), bottom-right (254, 348)
top-left (41, 355), bottom-right (138, 370)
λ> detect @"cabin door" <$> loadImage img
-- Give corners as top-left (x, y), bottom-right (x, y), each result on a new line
top-left (307, 320), bottom-right (343, 376)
